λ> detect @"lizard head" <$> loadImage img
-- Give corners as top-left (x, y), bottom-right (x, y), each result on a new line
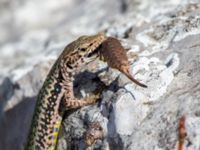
top-left (75, 32), bottom-right (106, 63)
top-left (60, 32), bottom-right (107, 70)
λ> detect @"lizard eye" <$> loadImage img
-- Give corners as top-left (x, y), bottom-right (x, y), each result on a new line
top-left (79, 48), bottom-right (86, 52)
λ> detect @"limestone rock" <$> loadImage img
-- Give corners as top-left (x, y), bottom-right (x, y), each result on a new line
top-left (0, 1), bottom-right (200, 150)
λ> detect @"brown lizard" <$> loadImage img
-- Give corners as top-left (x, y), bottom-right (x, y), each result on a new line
top-left (25, 33), bottom-right (107, 150)
top-left (99, 37), bottom-right (147, 88)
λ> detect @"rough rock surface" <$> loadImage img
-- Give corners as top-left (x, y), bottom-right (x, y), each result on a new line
top-left (0, 0), bottom-right (200, 150)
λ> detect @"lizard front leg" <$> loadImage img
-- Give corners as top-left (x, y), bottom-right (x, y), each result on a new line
top-left (60, 79), bottom-right (105, 109)
top-left (61, 94), bottom-right (100, 109)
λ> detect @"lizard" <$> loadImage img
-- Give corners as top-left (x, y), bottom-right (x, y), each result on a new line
top-left (99, 37), bottom-right (147, 88)
top-left (25, 32), bottom-right (107, 150)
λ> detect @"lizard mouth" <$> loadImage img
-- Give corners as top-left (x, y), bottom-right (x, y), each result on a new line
top-left (87, 44), bottom-right (102, 58)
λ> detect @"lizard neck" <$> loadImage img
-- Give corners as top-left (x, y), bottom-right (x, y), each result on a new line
top-left (59, 51), bottom-right (86, 81)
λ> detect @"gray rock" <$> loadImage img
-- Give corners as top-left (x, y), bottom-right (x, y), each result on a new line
top-left (0, 0), bottom-right (200, 150)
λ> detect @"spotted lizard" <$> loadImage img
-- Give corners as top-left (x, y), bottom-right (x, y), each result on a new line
top-left (25, 32), bottom-right (107, 150)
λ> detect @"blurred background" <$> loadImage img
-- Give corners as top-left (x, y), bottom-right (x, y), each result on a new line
top-left (0, 0), bottom-right (122, 77)
top-left (0, 0), bottom-right (199, 150)
top-left (0, 0), bottom-right (185, 78)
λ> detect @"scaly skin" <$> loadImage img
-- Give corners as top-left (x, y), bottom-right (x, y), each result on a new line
top-left (99, 37), bottom-right (147, 88)
top-left (25, 33), bottom-right (107, 150)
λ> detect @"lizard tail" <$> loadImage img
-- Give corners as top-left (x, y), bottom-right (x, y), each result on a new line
top-left (120, 66), bottom-right (147, 88)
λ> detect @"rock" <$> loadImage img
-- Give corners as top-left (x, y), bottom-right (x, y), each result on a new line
top-left (0, 61), bottom-right (53, 150)
top-left (0, 1), bottom-right (200, 150)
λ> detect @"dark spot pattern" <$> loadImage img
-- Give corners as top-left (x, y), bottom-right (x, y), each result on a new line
top-left (54, 82), bottom-right (61, 93)
top-left (67, 63), bottom-right (73, 69)
top-left (79, 48), bottom-right (86, 52)
top-left (26, 73), bottom-right (64, 149)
